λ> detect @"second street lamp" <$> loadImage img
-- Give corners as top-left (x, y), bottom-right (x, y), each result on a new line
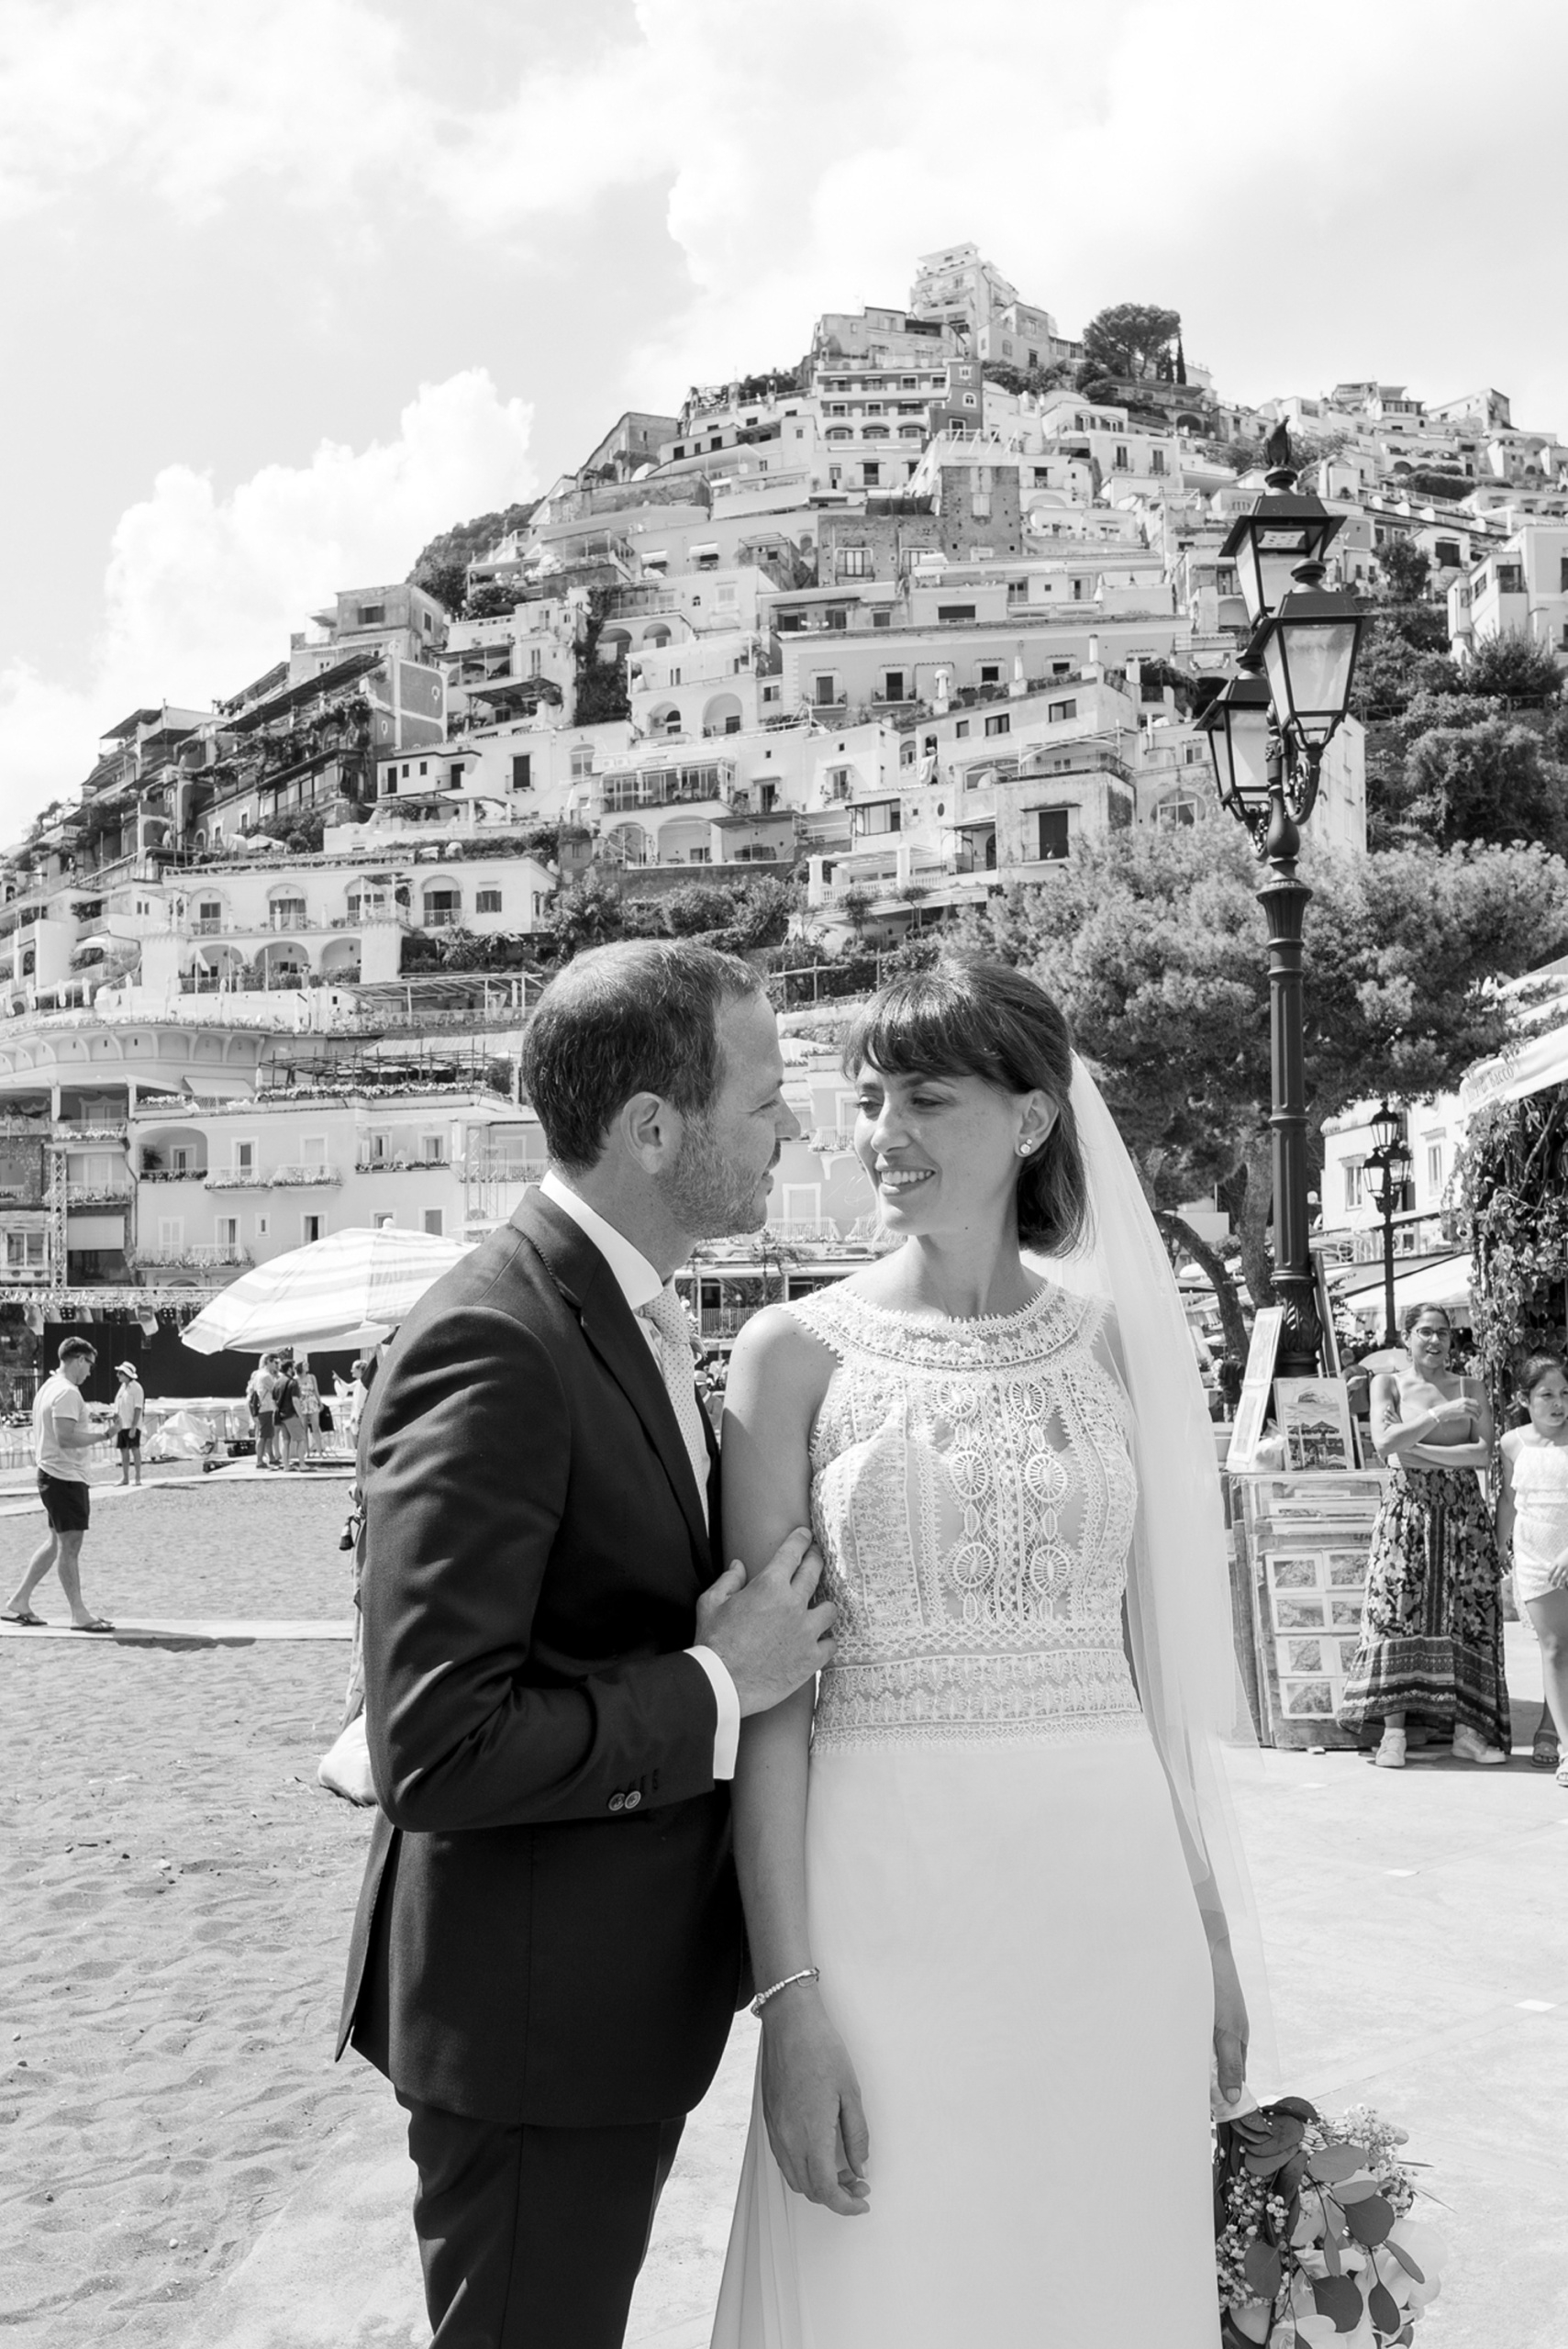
top-left (1363, 1112), bottom-right (1412, 1348)
top-left (1202, 441), bottom-right (1367, 1377)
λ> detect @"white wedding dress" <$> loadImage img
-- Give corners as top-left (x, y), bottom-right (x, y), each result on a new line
top-left (711, 1277), bottom-right (1220, 2347)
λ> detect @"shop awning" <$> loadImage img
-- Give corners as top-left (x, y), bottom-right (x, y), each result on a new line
top-left (1340, 1252), bottom-right (1474, 1325)
top-left (1461, 1025), bottom-right (1568, 1111)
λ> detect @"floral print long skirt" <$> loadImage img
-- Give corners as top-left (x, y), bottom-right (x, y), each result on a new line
top-left (1338, 1460), bottom-right (1510, 1749)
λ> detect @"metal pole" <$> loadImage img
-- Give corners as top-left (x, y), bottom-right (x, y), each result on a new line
top-left (1258, 798), bottom-right (1321, 1378)
top-left (1380, 1179), bottom-right (1397, 1351)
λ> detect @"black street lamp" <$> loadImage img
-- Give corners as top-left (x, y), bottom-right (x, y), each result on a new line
top-left (1362, 1104), bottom-right (1412, 1347)
top-left (1200, 446), bottom-right (1367, 1376)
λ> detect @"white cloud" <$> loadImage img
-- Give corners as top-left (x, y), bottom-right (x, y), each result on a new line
top-left (0, 371), bottom-right (535, 839)
top-left (8, 0), bottom-right (1568, 436)
top-left (0, 0), bottom-right (420, 222)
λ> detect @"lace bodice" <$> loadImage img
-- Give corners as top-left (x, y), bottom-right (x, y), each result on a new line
top-left (1511, 1439), bottom-right (1568, 1568)
top-left (787, 1280), bottom-right (1145, 1750)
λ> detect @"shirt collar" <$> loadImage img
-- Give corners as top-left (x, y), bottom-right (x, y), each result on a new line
top-left (539, 1168), bottom-right (666, 1317)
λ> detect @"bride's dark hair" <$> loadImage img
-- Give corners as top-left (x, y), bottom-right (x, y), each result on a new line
top-left (841, 958), bottom-right (1089, 1254)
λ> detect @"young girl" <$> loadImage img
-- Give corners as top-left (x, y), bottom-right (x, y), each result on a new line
top-left (1496, 1354), bottom-right (1568, 1787)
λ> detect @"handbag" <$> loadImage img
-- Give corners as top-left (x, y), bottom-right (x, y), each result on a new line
top-left (317, 1710), bottom-right (376, 1806)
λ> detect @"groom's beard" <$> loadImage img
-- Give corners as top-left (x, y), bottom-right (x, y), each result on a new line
top-left (656, 1118), bottom-right (776, 1237)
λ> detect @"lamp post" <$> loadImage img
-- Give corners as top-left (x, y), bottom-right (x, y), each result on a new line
top-left (1199, 444), bottom-right (1366, 1377)
top-left (1362, 1103), bottom-right (1411, 1349)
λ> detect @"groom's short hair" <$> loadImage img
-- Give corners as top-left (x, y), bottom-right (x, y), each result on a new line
top-left (523, 940), bottom-right (764, 1174)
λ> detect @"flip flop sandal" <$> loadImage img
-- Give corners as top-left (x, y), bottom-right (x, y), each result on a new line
top-left (1532, 1731), bottom-right (1562, 1769)
top-left (68, 1620), bottom-right (116, 1634)
top-left (1, 1609), bottom-right (46, 1627)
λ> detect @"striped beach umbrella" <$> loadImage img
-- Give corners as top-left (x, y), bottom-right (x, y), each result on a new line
top-left (181, 1225), bottom-right (473, 1355)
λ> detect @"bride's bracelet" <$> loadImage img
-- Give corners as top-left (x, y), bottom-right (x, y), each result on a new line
top-left (751, 1966), bottom-right (819, 2018)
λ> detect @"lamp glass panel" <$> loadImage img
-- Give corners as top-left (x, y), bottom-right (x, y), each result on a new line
top-left (1227, 701), bottom-right (1273, 810)
top-left (1263, 616), bottom-right (1359, 744)
top-left (1201, 717), bottom-right (1231, 807)
top-left (1233, 518), bottom-right (1334, 624)
top-left (1370, 1104), bottom-right (1400, 1152)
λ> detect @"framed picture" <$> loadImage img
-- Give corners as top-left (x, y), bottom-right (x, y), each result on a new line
top-left (1273, 1377), bottom-right (1357, 1474)
top-left (1227, 1307), bottom-right (1284, 1473)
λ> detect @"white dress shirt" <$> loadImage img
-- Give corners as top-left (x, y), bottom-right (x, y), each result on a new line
top-left (539, 1170), bottom-right (740, 1779)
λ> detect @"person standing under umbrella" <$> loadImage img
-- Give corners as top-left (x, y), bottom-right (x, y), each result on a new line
top-left (248, 1353), bottom-right (281, 1470)
top-left (295, 1358), bottom-right (324, 1458)
top-left (273, 1355), bottom-right (306, 1471)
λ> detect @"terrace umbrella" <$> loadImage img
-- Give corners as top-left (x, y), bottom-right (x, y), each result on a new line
top-left (181, 1225), bottom-right (473, 1355)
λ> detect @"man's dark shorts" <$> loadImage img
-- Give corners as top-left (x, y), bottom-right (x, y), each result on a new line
top-left (38, 1473), bottom-right (90, 1533)
top-left (116, 1429), bottom-right (140, 1453)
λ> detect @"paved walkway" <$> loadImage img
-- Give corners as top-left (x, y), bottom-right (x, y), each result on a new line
top-left (164, 1626), bottom-right (1565, 2349)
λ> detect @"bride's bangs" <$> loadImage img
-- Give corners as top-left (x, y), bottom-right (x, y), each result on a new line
top-left (842, 972), bottom-right (1009, 1091)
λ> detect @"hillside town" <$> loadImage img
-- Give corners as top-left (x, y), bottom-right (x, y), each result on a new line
top-left (3, 239), bottom-right (1566, 1366)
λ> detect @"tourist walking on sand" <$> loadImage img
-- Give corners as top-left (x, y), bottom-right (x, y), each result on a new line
top-left (114, 1360), bottom-right (144, 1487)
top-left (2, 1338), bottom-right (113, 1632)
top-left (1496, 1354), bottom-right (1568, 1787)
top-left (248, 1353), bottom-right (280, 1469)
top-left (1339, 1304), bottom-right (1510, 1768)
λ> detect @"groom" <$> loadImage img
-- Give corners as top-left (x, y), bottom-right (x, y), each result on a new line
top-left (339, 940), bottom-right (835, 2347)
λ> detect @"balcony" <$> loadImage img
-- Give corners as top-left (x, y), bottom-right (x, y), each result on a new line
top-left (206, 1164), bottom-right (342, 1190)
top-left (65, 1179), bottom-right (133, 1208)
top-left (355, 1154), bottom-right (447, 1173)
top-left (130, 1244), bottom-right (251, 1271)
top-left (599, 760), bottom-right (739, 815)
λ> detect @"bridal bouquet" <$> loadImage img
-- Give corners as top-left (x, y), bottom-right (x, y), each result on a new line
top-left (1215, 2098), bottom-right (1447, 2347)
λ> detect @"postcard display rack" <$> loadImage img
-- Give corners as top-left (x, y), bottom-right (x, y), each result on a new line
top-left (1231, 1470), bottom-right (1387, 1748)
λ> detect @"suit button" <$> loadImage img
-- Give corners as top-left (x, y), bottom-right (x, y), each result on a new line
top-left (607, 1793), bottom-right (626, 1813)
top-left (623, 1789), bottom-right (642, 1810)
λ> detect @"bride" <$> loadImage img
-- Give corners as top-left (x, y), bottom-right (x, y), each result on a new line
top-left (710, 960), bottom-right (1258, 2346)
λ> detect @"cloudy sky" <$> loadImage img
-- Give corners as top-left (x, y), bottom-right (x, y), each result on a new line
top-left (3, 0), bottom-right (1565, 832)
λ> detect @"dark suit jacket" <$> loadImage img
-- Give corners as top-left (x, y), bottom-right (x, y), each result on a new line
top-left (337, 1188), bottom-right (742, 2128)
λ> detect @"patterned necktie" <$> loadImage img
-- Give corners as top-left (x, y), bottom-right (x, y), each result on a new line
top-left (639, 1284), bottom-right (710, 1522)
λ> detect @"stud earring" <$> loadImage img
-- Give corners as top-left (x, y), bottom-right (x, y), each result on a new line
top-left (1017, 1140), bottom-right (1036, 1157)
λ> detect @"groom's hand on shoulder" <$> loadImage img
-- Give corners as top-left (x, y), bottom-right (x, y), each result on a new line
top-left (696, 1530), bottom-right (835, 1716)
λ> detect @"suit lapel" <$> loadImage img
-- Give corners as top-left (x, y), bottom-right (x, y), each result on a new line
top-left (516, 1189), bottom-right (712, 1569)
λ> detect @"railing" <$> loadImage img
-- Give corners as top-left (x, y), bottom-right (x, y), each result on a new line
top-left (599, 763), bottom-right (738, 814)
top-left (64, 1181), bottom-right (133, 1207)
top-left (139, 1166), bottom-right (206, 1182)
top-left (354, 1155), bottom-right (447, 1173)
top-left (130, 1245), bottom-right (251, 1270)
top-left (694, 1307), bottom-right (758, 1340)
top-left (205, 1164), bottom-right (341, 1189)
top-left (466, 1161), bottom-right (541, 1186)
top-left (423, 908), bottom-right (462, 930)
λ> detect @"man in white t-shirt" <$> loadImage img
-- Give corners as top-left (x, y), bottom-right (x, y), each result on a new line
top-left (114, 1360), bottom-right (146, 1488)
top-left (2, 1338), bottom-right (112, 1632)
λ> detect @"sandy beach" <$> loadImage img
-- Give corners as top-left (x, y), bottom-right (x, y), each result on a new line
top-left (1, 1478), bottom-right (382, 2348)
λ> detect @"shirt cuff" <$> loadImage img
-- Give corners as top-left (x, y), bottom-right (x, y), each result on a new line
top-left (684, 1644), bottom-right (741, 1781)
